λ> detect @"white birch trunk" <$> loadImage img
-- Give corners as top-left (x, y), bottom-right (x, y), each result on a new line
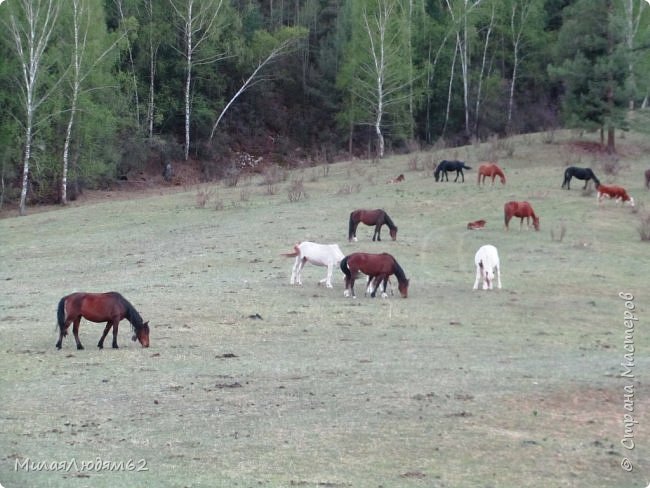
top-left (184, 1), bottom-right (193, 160)
top-left (62, 0), bottom-right (83, 205)
top-left (146, 0), bottom-right (158, 139)
top-left (474, 5), bottom-right (494, 136)
top-left (9, 0), bottom-right (60, 215)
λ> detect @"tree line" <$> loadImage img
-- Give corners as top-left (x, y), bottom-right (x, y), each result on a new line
top-left (1, 0), bottom-right (648, 214)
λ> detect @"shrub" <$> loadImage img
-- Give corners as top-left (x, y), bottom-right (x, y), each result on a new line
top-left (288, 178), bottom-right (306, 202)
top-left (196, 187), bottom-right (215, 208)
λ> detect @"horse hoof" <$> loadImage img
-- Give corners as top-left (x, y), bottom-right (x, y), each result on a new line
top-left (56, 344), bottom-right (62, 350)
top-left (77, 344), bottom-right (84, 350)
top-left (97, 344), bottom-right (103, 349)
top-left (112, 345), bottom-right (119, 349)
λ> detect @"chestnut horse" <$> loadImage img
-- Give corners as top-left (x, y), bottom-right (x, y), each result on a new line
top-left (596, 184), bottom-right (634, 207)
top-left (348, 209), bottom-right (398, 242)
top-left (504, 201), bottom-right (540, 231)
top-left (56, 292), bottom-right (150, 350)
top-left (477, 163), bottom-right (506, 185)
top-left (340, 252), bottom-right (409, 298)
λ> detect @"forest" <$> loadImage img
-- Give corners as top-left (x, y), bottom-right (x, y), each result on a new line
top-left (1, 0), bottom-right (649, 214)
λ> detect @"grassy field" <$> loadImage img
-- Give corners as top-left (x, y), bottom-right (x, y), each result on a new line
top-left (1, 131), bottom-right (649, 487)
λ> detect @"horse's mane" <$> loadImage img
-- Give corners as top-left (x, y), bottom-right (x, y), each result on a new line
top-left (383, 211), bottom-right (396, 230)
top-left (114, 293), bottom-right (144, 330)
top-left (392, 258), bottom-right (408, 285)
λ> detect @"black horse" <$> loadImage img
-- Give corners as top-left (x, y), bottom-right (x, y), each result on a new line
top-left (561, 166), bottom-right (600, 190)
top-left (434, 160), bottom-right (472, 182)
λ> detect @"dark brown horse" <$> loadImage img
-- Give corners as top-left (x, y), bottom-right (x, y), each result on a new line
top-left (504, 201), bottom-right (540, 231)
top-left (348, 209), bottom-right (398, 242)
top-left (340, 252), bottom-right (409, 298)
top-left (56, 292), bottom-right (150, 350)
top-left (645, 169), bottom-right (650, 189)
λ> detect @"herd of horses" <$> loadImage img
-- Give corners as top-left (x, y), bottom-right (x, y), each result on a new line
top-left (54, 158), bottom-right (645, 351)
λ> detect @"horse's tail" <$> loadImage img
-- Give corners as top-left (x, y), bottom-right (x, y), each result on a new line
top-left (281, 243), bottom-right (300, 258)
top-left (56, 296), bottom-right (66, 332)
top-left (348, 212), bottom-right (356, 240)
top-left (340, 256), bottom-right (351, 279)
top-left (463, 163), bottom-right (472, 170)
top-left (504, 202), bottom-right (512, 227)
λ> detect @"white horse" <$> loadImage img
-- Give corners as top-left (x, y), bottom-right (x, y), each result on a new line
top-left (281, 241), bottom-right (345, 288)
top-left (473, 244), bottom-right (502, 290)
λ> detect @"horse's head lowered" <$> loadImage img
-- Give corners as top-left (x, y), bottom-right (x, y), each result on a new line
top-left (132, 321), bottom-right (150, 348)
top-left (397, 278), bottom-right (409, 298)
top-left (532, 216), bottom-right (540, 231)
top-left (389, 227), bottom-right (398, 240)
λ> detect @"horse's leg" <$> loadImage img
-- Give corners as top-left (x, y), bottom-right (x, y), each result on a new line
top-left (370, 275), bottom-right (380, 297)
top-left (343, 274), bottom-right (353, 298)
top-left (349, 275), bottom-right (357, 298)
top-left (295, 258), bottom-right (306, 285)
top-left (374, 223), bottom-right (382, 241)
top-left (583, 179), bottom-right (588, 190)
top-left (290, 256), bottom-right (300, 285)
top-left (56, 318), bottom-right (73, 349)
top-left (72, 318), bottom-right (84, 350)
top-left (365, 276), bottom-right (373, 296)
top-left (324, 263), bottom-right (334, 288)
top-left (350, 221), bottom-right (360, 242)
top-left (111, 321), bottom-right (119, 349)
top-left (97, 321), bottom-right (112, 349)
top-left (473, 265), bottom-right (481, 290)
top-left (496, 265), bottom-right (502, 289)
top-left (380, 276), bottom-right (390, 298)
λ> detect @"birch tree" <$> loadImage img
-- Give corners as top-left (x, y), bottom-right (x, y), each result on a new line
top-left (444, 0), bottom-right (486, 138)
top-left (61, 0), bottom-right (124, 204)
top-left (169, 0), bottom-right (227, 160)
top-left (209, 28), bottom-right (306, 141)
top-left (338, 0), bottom-right (411, 158)
top-left (503, 0), bottom-right (543, 132)
top-left (7, 0), bottom-right (60, 215)
top-left (620, 0), bottom-right (647, 109)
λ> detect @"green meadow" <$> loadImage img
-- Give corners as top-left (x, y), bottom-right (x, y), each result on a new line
top-left (1, 131), bottom-right (648, 487)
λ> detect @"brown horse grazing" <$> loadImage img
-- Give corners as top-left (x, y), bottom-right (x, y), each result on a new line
top-left (387, 174), bottom-right (405, 184)
top-left (477, 163), bottom-right (506, 185)
top-left (348, 209), bottom-right (398, 242)
top-left (56, 292), bottom-right (150, 350)
top-left (504, 201), bottom-right (540, 231)
top-left (340, 252), bottom-right (409, 298)
top-left (645, 169), bottom-right (650, 189)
